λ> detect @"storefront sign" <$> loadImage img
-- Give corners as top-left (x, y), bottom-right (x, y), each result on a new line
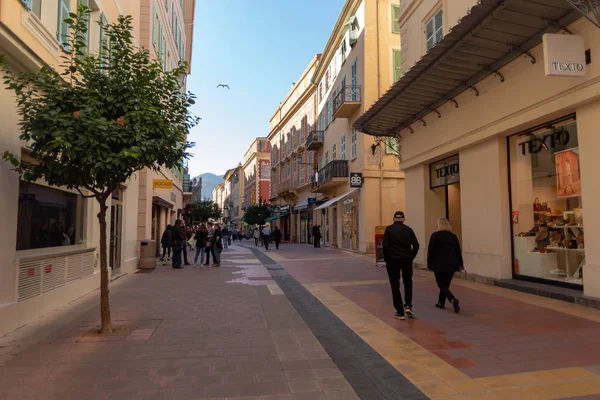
top-left (343, 198), bottom-right (354, 206)
top-left (543, 34), bottom-right (586, 77)
top-left (430, 155), bottom-right (459, 189)
top-left (280, 205), bottom-right (290, 213)
top-left (350, 173), bottom-right (363, 188)
top-left (519, 128), bottom-right (570, 155)
top-left (273, 206), bottom-right (280, 214)
top-left (153, 179), bottom-right (173, 189)
top-left (512, 210), bottom-right (520, 224)
top-left (308, 198), bottom-right (317, 204)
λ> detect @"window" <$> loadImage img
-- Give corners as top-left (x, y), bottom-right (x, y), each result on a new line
top-left (293, 161), bottom-right (297, 187)
top-left (332, 144), bottom-right (337, 160)
top-left (152, 4), bottom-right (158, 47)
top-left (99, 12), bottom-right (108, 68)
top-left (22, 0), bottom-right (43, 19)
top-left (325, 151), bottom-right (329, 165)
top-left (341, 40), bottom-right (347, 64)
top-left (351, 59), bottom-right (358, 100)
top-left (300, 156), bottom-right (305, 185)
top-left (386, 137), bottom-right (398, 154)
top-left (17, 182), bottom-right (85, 251)
top-left (426, 8), bottom-right (444, 52)
top-left (341, 134), bottom-right (346, 160)
top-left (77, 0), bottom-right (89, 54)
top-left (57, 0), bottom-right (71, 50)
top-left (393, 49), bottom-right (402, 82)
top-left (325, 69), bottom-right (330, 91)
top-left (351, 129), bottom-right (358, 159)
top-left (318, 83), bottom-right (323, 103)
top-left (392, 5), bottom-right (401, 33)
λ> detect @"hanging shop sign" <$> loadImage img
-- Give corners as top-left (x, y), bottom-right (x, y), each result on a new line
top-left (280, 205), bottom-right (291, 213)
top-left (350, 172), bottom-right (363, 188)
top-left (343, 198), bottom-right (355, 206)
top-left (308, 198), bottom-right (317, 204)
top-left (153, 179), bottom-right (173, 189)
top-left (543, 34), bottom-right (586, 77)
top-left (430, 155), bottom-right (459, 189)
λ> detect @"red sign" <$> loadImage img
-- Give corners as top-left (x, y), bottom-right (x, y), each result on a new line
top-left (512, 210), bottom-right (520, 224)
top-left (28, 268), bottom-right (35, 277)
top-left (513, 259), bottom-right (519, 274)
top-left (45, 265), bottom-right (52, 274)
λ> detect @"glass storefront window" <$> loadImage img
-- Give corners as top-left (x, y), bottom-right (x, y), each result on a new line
top-left (341, 195), bottom-right (359, 251)
top-left (509, 119), bottom-right (584, 286)
top-left (17, 182), bottom-right (86, 251)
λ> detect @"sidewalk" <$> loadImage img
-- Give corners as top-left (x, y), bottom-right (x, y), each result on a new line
top-left (254, 243), bottom-right (600, 399)
top-left (0, 246), bottom-right (360, 400)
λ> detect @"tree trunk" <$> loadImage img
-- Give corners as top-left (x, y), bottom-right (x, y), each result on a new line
top-left (97, 197), bottom-right (113, 334)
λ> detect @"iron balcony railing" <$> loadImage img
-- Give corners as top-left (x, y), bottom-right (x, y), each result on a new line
top-left (312, 160), bottom-right (349, 190)
top-left (306, 130), bottom-right (324, 151)
top-left (333, 85), bottom-right (361, 114)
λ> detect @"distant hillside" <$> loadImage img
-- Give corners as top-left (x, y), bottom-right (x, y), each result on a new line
top-left (197, 173), bottom-right (224, 200)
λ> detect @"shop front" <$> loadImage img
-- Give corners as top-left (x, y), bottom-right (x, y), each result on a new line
top-left (509, 116), bottom-right (584, 288)
top-left (294, 199), bottom-right (316, 244)
top-left (341, 192), bottom-right (360, 251)
top-left (315, 188), bottom-right (359, 250)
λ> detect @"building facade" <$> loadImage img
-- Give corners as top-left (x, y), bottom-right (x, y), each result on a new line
top-left (212, 183), bottom-right (225, 222)
top-left (0, 0), bottom-right (195, 337)
top-left (310, 0), bottom-right (405, 253)
top-left (242, 138), bottom-right (271, 211)
top-left (136, 0), bottom-right (195, 257)
top-left (269, 56), bottom-right (319, 243)
top-left (223, 165), bottom-right (243, 229)
top-left (355, 0), bottom-right (600, 299)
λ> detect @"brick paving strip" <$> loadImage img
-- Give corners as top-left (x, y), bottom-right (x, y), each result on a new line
top-left (0, 245), bottom-right (374, 400)
top-left (246, 246), bottom-right (428, 400)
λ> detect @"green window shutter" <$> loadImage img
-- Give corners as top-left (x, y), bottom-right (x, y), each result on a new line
top-left (386, 138), bottom-right (398, 154)
top-left (77, 0), bottom-right (89, 54)
top-left (393, 49), bottom-right (402, 82)
top-left (99, 12), bottom-right (108, 69)
top-left (57, 0), bottom-right (71, 50)
top-left (20, 0), bottom-right (33, 10)
top-left (152, 3), bottom-right (157, 47)
top-left (392, 5), bottom-right (401, 34)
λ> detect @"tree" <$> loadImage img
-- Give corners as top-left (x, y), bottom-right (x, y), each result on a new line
top-left (190, 200), bottom-right (222, 222)
top-left (244, 199), bottom-right (272, 226)
top-left (1, 8), bottom-right (197, 334)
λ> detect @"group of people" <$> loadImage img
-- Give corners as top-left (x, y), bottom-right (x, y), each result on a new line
top-left (383, 211), bottom-right (464, 320)
top-left (251, 225), bottom-right (282, 250)
top-left (159, 221), bottom-right (226, 268)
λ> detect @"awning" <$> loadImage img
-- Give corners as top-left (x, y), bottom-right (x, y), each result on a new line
top-left (353, 0), bottom-right (581, 137)
top-left (314, 189), bottom-right (358, 211)
top-left (293, 201), bottom-right (309, 211)
top-left (152, 196), bottom-right (174, 209)
top-left (265, 212), bottom-right (290, 223)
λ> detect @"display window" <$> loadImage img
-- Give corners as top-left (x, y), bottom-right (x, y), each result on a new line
top-left (509, 116), bottom-right (583, 287)
top-left (342, 195), bottom-right (359, 251)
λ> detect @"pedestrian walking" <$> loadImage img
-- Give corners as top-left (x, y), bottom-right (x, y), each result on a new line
top-left (253, 228), bottom-right (260, 246)
top-left (262, 225), bottom-right (272, 250)
top-left (204, 222), bottom-right (216, 267)
top-left (383, 211), bottom-right (420, 320)
top-left (171, 220), bottom-right (185, 269)
top-left (213, 225), bottom-right (223, 266)
top-left (159, 225), bottom-right (172, 262)
top-left (312, 225), bottom-right (320, 248)
top-left (182, 223), bottom-right (191, 266)
top-left (193, 224), bottom-right (208, 267)
top-left (428, 218), bottom-right (463, 313)
top-left (273, 226), bottom-right (282, 250)
top-left (222, 226), bottom-right (230, 249)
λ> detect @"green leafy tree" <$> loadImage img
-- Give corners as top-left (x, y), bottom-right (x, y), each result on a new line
top-left (190, 200), bottom-right (222, 222)
top-left (243, 199), bottom-right (272, 226)
top-left (1, 8), bottom-right (197, 334)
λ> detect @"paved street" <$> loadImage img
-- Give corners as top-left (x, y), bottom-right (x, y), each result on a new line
top-left (1, 243), bottom-right (600, 399)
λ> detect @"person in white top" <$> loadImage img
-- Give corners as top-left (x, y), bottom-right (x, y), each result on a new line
top-left (253, 228), bottom-right (260, 246)
top-left (262, 225), bottom-right (272, 250)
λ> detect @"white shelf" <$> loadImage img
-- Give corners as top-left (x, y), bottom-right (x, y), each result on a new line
top-left (546, 246), bottom-right (585, 252)
top-left (548, 225), bottom-right (583, 229)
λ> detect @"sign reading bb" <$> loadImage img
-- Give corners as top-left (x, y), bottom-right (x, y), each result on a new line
top-left (350, 172), bottom-right (363, 188)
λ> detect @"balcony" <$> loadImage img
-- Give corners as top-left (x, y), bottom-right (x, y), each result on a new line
top-left (306, 130), bottom-right (324, 151)
top-left (333, 85), bottom-right (361, 119)
top-left (312, 160), bottom-right (349, 192)
top-left (278, 180), bottom-right (291, 195)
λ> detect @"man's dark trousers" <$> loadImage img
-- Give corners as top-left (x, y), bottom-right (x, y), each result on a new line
top-left (386, 261), bottom-right (413, 313)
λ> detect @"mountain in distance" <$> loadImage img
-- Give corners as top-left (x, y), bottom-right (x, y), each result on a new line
top-left (197, 173), bottom-right (224, 200)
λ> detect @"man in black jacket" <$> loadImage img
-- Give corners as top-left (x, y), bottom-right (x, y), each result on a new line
top-left (383, 211), bottom-right (420, 320)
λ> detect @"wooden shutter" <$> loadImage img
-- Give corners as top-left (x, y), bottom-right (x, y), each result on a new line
top-left (434, 9), bottom-right (444, 44)
top-left (392, 5), bottom-right (401, 33)
top-left (425, 17), bottom-right (434, 52)
top-left (393, 49), bottom-right (402, 82)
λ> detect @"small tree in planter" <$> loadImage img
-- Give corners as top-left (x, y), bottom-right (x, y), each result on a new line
top-left (243, 199), bottom-right (272, 226)
top-left (190, 200), bottom-right (222, 223)
top-left (1, 8), bottom-right (198, 334)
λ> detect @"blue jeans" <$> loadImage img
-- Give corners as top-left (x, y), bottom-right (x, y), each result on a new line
top-left (194, 246), bottom-right (205, 265)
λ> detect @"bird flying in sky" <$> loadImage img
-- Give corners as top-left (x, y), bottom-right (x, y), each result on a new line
top-left (216, 84), bottom-right (230, 89)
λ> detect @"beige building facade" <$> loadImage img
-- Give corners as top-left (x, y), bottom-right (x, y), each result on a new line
top-left (0, 0), bottom-right (195, 336)
top-left (310, 0), bottom-right (405, 254)
top-left (269, 56), bottom-right (319, 243)
top-left (355, 0), bottom-right (600, 298)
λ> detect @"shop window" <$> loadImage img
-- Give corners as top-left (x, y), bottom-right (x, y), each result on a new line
top-left (509, 119), bottom-right (583, 286)
top-left (17, 182), bottom-right (86, 251)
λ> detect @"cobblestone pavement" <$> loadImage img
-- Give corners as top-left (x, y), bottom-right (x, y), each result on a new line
top-left (3, 242), bottom-right (600, 399)
top-left (256, 243), bottom-right (600, 400)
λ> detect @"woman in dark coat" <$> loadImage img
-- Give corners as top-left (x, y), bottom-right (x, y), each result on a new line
top-left (427, 218), bottom-right (464, 313)
top-left (160, 225), bottom-right (173, 262)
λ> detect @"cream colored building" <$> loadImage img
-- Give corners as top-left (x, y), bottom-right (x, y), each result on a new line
top-left (223, 165), bottom-right (243, 229)
top-left (268, 56), bottom-right (319, 243)
top-left (309, 0), bottom-right (405, 253)
top-left (0, 0), bottom-right (195, 336)
top-left (355, 0), bottom-right (600, 298)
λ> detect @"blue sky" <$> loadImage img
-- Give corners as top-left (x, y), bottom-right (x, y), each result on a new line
top-left (186, 0), bottom-right (346, 177)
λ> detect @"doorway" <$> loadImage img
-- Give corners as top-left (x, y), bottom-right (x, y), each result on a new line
top-left (110, 189), bottom-right (123, 273)
top-left (433, 183), bottom-right (462, 244)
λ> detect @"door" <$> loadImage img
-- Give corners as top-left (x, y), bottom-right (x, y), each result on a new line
top-left (110, 190), bottom-right (123, 273)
